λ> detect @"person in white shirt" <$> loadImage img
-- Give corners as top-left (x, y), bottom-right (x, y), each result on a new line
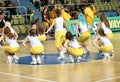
top-left (45, 8), bottom-right (67, 60)
top-left (3, 21), bottom-right (18, 40)
top-left (22, 29), bottom-right (44, 65)
top-left (96, 13), bottom-right (113, 40)
top-left (0, 26), bottom-right (20, 64)
top-left (75, 13), bottom-right (91, 53)
top-left (93, 27), bottom-right (114, 59)
top-left (64, 31), bottom-right (84, 63)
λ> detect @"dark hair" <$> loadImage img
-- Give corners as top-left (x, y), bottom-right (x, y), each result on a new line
top-left (36, 22), bottom-right (44, 35)
top-left (55, 8), bottom-right (61, 17)
top-left (0, 9), bottom-right (3, 15)
top-left (4, 27), bottom-right (14, 39)
top-left (100, 13), bottom-right (110, 28)
top-left (65, 31), bottom-right (73, 40)
top-left (31, 18), bottom-right (39, 25)
top-left (98, 27), bottom-right (106, 36)
top-left (28, 29), bottom-right (37, 36)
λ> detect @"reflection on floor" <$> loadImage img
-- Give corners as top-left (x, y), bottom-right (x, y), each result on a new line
top-left (17, 52), bottom-right (111, 65)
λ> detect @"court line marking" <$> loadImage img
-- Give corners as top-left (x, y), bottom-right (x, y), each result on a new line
top-left (94, 76), bottom-right (120, 82)
top-left (0, 71), bottom-right (56, 82)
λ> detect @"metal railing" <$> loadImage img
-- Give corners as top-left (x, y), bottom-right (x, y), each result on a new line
top-left (0, 6), bottom-right (27, 15)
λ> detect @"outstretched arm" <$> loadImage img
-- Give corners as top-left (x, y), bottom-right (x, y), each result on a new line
top-left (22, 36), bottom-right (29, 50)
top-left (45, 19), bottom-right (55, 33)
top-left (14, 30), bottom-right (18, 40)
top-left (75, 22), bottom-right (80, 37)
top-left (93, 35), bottom-right (100, 50)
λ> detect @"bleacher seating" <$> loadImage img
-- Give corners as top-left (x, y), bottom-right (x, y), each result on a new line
top-left (13, 25), bottom-right (21, 35)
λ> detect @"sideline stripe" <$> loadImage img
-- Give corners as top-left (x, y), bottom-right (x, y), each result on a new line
top-left (0, 72), bottom-right (56, 82)
top-left (94, 76), bottom-right (120, 82)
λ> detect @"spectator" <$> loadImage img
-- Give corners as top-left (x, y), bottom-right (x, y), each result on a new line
top-left (34, 0), bottom-right (40, 11)
top-left (0, 9), bottom-right (5, 34)
top-left (27, 7), bottom-right (32, 24)
top-left (4, 12), bottom-right (11, 22)
top-left (30, 10), bottom-right (36, 25)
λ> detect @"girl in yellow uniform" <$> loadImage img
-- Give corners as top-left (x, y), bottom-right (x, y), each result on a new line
top-left (75, 13), bottom-right (91, 53)
top-left (31, 19), bottom-right (46, 42)
top-left (22, 29), bottom-right (44, 65)
top-left (93, 27), bottom-right (114, 59)
top-left (0, 27), bottom-right (20, 64)
top-left (64, 31), bottom-right (84, 63)
top-left (45, 8), bottom-right (67, 60)
top-left (97, 13), bottom-right (113, 40)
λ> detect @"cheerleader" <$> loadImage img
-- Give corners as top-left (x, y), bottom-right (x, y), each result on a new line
top-left (93, 27), bottom-right (114, 59)
top-left (75, 13), bottom-right (91, 53)
top-left (22, 29), bottom-right (44, 65)
top-left (96, 13), bottom-right (114, 57)
top-left (31, 19), bottom-right (46, 42)
top-left (64, 31), bottom-right (84, 63)
top-left (45, 8), bottom-right (67, 60)
top-left (3, 21), bottom-right (18, 40)
top-left (96, 13), bottom-right (113, 40)
top-left (0, 26), bottom-right (20, 64)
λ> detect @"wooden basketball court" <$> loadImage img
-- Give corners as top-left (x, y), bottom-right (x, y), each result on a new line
top-left (0, 32), bottom-right (120, 82)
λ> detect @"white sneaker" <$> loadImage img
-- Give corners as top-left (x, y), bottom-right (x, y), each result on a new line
top-left (7, 60), bottom-right (12, 64)
top-left (68, 55), bottom-right (74, 63)
top-left (30, 61), bottom-right (37, 65)
top-left (102, 53), bottom-right (110, 60)
top-left (57, 56), bottom-right (65, 60)
top-left (58, 52), bottom-right (65, 60)
top-left (37, 60), bottom-right (41, 64)
top-left (69, 58), bottom-right (74, 63)
top-left (7, 56), bottom-right (13, 64)
top-left (109, 52), bottom-right (114, 58)
top-left (77, 57), bottom-right (81, 63)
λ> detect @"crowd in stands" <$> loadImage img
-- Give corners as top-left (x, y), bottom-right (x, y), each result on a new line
top-left (0, 0), bottom-right (120, 35)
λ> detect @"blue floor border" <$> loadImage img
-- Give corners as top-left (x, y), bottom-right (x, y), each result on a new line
top-left (17, 52), bottom-right (107, 65)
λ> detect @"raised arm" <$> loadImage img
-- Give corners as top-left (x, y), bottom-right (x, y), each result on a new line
top-left (75, 22), bottom-right (80, 37)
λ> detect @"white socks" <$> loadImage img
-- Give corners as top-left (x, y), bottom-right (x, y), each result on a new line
top-left (31, 55), bottom-right (42, 65)
top-left (31, 55), bottom-right (37, 65)
top-left (103, 53), bottom-right (110, 60)
top-left (69, 55), bottom-right (74, 63)
top-left (77, 56), bottom-right (81, 63)
top-left (7, 55), bottom-right (19, 64)
top-left (7, 55), bottom-right (12, 64)
top-left (13, 55), bottom-right (19, 60)
top-left (36, 55), bottom-right (41, 64)
top-left (57, 51), bottom-right (65, 60)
